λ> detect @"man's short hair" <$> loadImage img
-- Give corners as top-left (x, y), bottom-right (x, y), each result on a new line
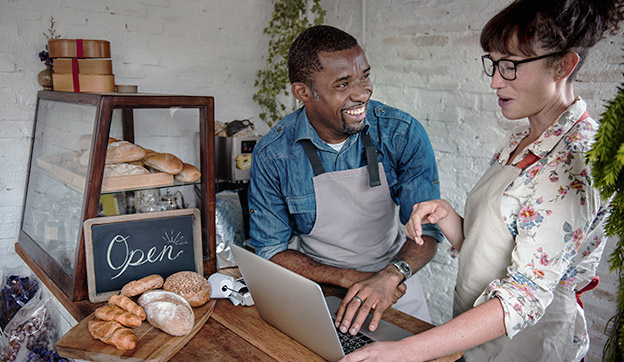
top-left (288, 25), bottom-right (358, 86)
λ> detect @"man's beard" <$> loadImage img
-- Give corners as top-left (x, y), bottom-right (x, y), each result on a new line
top-left (342, 116), bottom-right (365, 135)
top-left (310, 86), bottom-right (366, 135)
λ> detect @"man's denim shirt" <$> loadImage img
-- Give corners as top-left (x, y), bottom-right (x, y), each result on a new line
top-left (248, 100), bottom-right (444, 260)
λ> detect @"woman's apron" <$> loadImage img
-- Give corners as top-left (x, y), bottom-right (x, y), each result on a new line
top-left (298, 134), bottom-right (430, 322)
top-left (457, 161), bottom-right (583, 361)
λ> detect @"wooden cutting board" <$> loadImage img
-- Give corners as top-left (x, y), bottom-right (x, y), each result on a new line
top-left (55, 299), bottom-right (216, 362)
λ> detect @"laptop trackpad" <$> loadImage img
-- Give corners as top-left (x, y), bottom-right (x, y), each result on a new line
top-left (325, 296), bottom-right (412, 341)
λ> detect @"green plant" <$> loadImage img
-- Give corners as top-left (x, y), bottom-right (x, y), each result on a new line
top-left (253, 0), bottom-right (325, 127)
top-left (586, 73), bottom-right (624, 361)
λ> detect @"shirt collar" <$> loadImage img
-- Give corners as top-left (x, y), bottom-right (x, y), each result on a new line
top-left (498, 97), bottom-right (587, 165)
top-left (527, 97), bottom-right (587, 158)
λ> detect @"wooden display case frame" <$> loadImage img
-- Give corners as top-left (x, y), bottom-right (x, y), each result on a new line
top-left (16, 90), bottom-right (216, 301)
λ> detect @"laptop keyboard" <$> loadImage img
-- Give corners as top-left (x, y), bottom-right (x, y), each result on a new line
top-left (334, 324), bottom-right (375, 354)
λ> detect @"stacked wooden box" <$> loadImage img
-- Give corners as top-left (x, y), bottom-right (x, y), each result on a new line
top-left (49, 39), bottom-right (115, 93)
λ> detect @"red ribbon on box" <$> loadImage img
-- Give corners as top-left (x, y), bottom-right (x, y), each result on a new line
top-left (71, 58), bottom-right (80, 92)
top-left (76, 38), bottom-right (84, 58)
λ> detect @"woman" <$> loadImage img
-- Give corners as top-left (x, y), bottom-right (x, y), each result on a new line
top-left (341, 0), bottom-right (623, 361)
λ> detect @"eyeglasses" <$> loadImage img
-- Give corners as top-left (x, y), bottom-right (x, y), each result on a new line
top-left (481, 52), bottom-right (564, 81)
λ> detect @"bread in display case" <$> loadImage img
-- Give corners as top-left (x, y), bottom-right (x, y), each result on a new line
top-left (17, 91), bottom-right (216, 301)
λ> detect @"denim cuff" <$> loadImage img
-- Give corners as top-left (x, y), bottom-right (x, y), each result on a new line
top-left (420, 223), bottom-right (444, 243)
top-left (252, 242), bottom-right (289, 260)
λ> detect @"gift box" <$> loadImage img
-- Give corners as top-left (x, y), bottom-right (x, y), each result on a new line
top-left (48, 39), bottom-right (110, 58)
top-left (49, 39), bottom-right (115, 93)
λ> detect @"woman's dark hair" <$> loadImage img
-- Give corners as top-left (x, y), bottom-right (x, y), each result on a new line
top-left (481, 0), bottom-right (623, 79)
top-left (288, 25), bottom-right (358, 86)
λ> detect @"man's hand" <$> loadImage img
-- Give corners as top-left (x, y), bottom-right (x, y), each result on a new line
top-left (334, 267), bottom-right (406, 335)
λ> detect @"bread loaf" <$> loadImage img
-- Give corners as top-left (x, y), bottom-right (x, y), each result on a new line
top-left (109, 294), bottom-right (146, 320)
top-left (94, 305), bottom-right (142, 328)
top-left (88, 320), bottom-right (137, 350)
top-left (163, 271), bottom-right (211, 307)
top-left (104, 163), bottom-right (150, 177)
top-left (79, 135), bottom-right (119, 150)
top-left (106, 141), bottom-right (146, 164)
top-left (138, 290), bottom-right (194, 336)
top-left (120, 274), bottom-right (164, 297)
top-left (174, 163), bottom-right (201, 183)
top-left (143, 152), bottom-right (184, 175)
top-left (141, 148), bottom-right (158, 158)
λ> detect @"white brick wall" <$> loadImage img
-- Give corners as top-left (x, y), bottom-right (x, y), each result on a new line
top-left (0, 0), bottom-right (619, 360)
top-left (0, 0), bottom-right (272, 272)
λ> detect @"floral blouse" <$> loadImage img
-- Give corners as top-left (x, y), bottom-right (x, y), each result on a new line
top-left (477, 98), bottom-right (609, 348)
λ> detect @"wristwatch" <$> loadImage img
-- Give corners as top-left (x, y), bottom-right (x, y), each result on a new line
top-left (391, 260), bottom-right (412, 281)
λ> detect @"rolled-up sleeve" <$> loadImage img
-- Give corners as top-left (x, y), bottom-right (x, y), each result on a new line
top-left (393, 114), bottom-right (444, 243)
top-left (248, 149), bottom-right (292, 260)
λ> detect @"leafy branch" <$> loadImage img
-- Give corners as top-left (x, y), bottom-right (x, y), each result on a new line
top-left (586, 70), bottom-right (624, 361)
top-left (253, 0), bottom-right (325, 127)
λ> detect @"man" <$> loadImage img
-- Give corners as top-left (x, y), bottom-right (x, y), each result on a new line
top-left (248, 25), bottom-right (443, 336)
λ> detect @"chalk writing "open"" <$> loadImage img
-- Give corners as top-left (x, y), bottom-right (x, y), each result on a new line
top-left (107, 234), bottom-right (184, 279)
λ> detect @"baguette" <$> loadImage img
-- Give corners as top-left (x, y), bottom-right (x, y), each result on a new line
top-left (109, 294), bottom-right (146, 320)
top-left (106, 141), bottom-right (146, 164)
top-left (120, 274), bottom-right (164, 297)
top-left (174, 163), bottom-right (201, 183)
top-left (143, 152), bottom-right (184, 174)
top-left (88, 320), bottom-right (137, 350)
top-left (94, 305), bottom-right (142, 328)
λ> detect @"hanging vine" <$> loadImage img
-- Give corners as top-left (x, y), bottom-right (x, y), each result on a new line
top-left (586, 68), bottom-right (624, 361)
top-left (253, 0), bottom-right (325, 127)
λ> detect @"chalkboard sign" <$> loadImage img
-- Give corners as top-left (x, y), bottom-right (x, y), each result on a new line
top-left (84, 208), bottom-right (203, 303)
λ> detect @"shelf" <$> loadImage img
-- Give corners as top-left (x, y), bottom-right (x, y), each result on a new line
top-left (36, 151), bottom-right (175, 193)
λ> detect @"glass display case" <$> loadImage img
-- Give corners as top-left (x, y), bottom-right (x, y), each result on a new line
top-left (17, 91), bottom-right (216, 301)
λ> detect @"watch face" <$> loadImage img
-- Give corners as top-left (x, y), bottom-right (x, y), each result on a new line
top-left (394, 261), bottom-right (412, 279)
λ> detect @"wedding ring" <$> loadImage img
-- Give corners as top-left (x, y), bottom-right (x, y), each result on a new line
top-left (353, 296), bottom-right (363, 304)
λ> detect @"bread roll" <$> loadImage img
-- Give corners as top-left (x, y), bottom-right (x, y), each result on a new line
top-left (79, 134), bottom-right (92, 150)
top-left (106, 141), bottom-right (146, 164)
top-left (104, 163), bottom-right (150, 177)
top-left (109, 294), bottom-right (146, 320)
top-left (174, 163), bottom-right (201, 183)
top-left (138, 290), bottom-right (194, 336)
top-left (88, 320), bottom-right (136, 350)
top-left (79, 150), bottom-right (91, 167)
top-left (94, 305), bottom-right (142, 328)
top-left (120, 274), bottom-right (164, 297)
top-left (143, 152), bottom-right (184, 174)
top-left (163, 271), bottom-right (211, 307)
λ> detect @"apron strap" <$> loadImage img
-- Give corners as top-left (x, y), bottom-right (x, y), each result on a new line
top-left (362, 133), bottom-right (381, 187)
top-left (300, 132), bottom-right (381, 187)
top-left (575, 276), bottom-right (599, 309)
top-left (301, 139), bottom-right (325, 176)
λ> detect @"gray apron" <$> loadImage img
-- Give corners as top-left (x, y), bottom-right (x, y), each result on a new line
top-left (299, 134), bottom-right (430, 322)
top-left (457, 162), bottom-right (581, 361)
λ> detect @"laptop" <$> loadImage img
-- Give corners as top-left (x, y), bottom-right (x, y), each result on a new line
top-left (230, 244), bottom-right (412, 361)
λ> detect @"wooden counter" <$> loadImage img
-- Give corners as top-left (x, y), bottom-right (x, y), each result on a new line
top-left (17, 243), bottom-right (461, 361)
